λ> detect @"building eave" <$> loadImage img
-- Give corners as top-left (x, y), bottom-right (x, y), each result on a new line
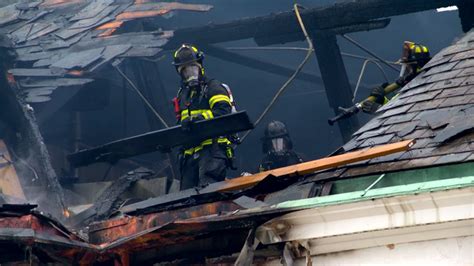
top-left (256, 175), bottom-right (474, 256)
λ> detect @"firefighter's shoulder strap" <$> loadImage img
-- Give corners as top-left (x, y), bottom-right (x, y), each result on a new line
top-left (203, 79), bottom-right (236, 112)
top-left (221, 83), bottom-right (237, 113)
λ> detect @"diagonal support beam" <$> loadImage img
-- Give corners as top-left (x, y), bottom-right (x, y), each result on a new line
top-left (311, 31), bottom-right (360, 141)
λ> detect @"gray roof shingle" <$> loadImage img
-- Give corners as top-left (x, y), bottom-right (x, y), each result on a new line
top-left (313, 29), bottom-right (474, 181)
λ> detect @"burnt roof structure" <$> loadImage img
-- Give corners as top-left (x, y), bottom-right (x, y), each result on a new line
top-left (76, 28), bottom-right (474, 264)
top-left (0, 0), bottom-right (211, 104)
top-left (1, 0), bottom-right (474, 264)
top-left (0, 0), bottom-right (213, 218)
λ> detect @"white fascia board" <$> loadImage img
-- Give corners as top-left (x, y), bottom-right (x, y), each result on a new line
top-left (256, 187), bottom-right (474, 254)
top-left (308, 219), bottom-right (473, 255)
top-left (265, 236), bottom-right (474, 265)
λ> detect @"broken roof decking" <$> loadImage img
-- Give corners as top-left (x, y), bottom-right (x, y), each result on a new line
top-left (0, 0), bottom-right (212, 103)
top-left (2, 170), bottom-right (473, 263)
top-left (0, 204), bottom-right (93, 264)
top-left (311, 29), bottom-right (474, 181)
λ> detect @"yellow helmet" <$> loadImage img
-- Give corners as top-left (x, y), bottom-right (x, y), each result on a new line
top-left (401, 41), bottom-right (431, 65)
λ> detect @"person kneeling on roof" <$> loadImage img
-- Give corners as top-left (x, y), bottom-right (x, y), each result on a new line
top-left (361, 41), bottom-right (431, 114)
top-left (172, 44), bottom-right (237, 190)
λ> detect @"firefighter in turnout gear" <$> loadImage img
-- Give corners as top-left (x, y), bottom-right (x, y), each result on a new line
top-left (172, 44), bottom-right (235, 190)
top-left (259, 121), bottom-right (303, 171)
top-left (361, 41), bottom-right (431, 114)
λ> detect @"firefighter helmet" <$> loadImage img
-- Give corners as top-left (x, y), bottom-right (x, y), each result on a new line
top-left (172, 44), bottom-right (204, 68)
top-left (401, 41), bottom-right (431, 65)
top-left (262, 120), bottom-right (293, 154)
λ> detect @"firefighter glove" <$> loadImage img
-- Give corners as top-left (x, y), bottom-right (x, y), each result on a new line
top-left (181, 117), bottom-right (192, 131)
top-left (361, 100), bottom-right (382, 114)
top-left (370, 83), bottom-right (388, 104)
top-left (181, 114), bottom-right (205, 131)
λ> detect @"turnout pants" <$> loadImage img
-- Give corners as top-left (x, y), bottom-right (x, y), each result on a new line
top-left (180, 144), bottom-right (228, 190)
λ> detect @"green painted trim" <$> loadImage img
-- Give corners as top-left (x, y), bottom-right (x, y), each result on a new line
top-left (276, 175), bottom-right (474, 209)
top-left (330, 162), bottom-right (474, 194)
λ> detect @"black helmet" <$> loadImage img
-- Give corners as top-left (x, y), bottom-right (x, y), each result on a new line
top-left (262, 120), bottom-right (293, 154)
top-left (264, 121), bottom-right (289, 139)
top-left (172, 44), bottom-right (204, 68)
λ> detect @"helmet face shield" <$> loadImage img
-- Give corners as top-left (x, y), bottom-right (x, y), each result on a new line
top-left (263, 136), bottom-right (291, 156)
top-left (262, 120), bottom-right (293, 154)
top-left (179, 63), bottom-right (201, 86)
top-left (271, 138), bottom-right (287, 153)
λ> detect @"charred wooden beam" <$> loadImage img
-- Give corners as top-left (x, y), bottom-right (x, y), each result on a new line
top-left (201, 44), bottom-right (324, 85)
top-left (68, 111), bottom-right (254, 167)
top-left (68, 167), bottom-right (155, 228)
top-left (166, 0), bottom-right (460, 48)
top-left (0, 40), bottom-right (66, 219)
top-left (311, 31), bottom-right (359, 141)
top-left (202, 45), bottom-right (370, 91)
top-left (255, 18), bottom-right (391, 46)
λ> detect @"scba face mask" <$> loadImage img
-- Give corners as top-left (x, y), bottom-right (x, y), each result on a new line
top-left (180, 64), bottom-right (201, 87)
top-left (267, 137), bottom-right (292, 157)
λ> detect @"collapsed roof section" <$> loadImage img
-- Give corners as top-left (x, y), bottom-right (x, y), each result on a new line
top-left (0, 0), bottom-right (212, 219)
top-left (0, 204), bottom-right (92, 264)
top-left (0, 140), bottom-right (414, 264)
top-left (0, 0), bottom-right (212, 103)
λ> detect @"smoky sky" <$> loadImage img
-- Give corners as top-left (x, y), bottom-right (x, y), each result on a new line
top-left (43, 0), bottom-right (463, 178)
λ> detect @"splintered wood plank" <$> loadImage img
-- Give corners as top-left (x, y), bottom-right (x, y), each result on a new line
top-left (205, 140), bottom-right (415, 193)
top-left (0, 140), bottom-right (26, 199)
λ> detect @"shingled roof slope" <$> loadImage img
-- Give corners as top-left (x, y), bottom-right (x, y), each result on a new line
top-left (313, 29), bottom-right (474, 181)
